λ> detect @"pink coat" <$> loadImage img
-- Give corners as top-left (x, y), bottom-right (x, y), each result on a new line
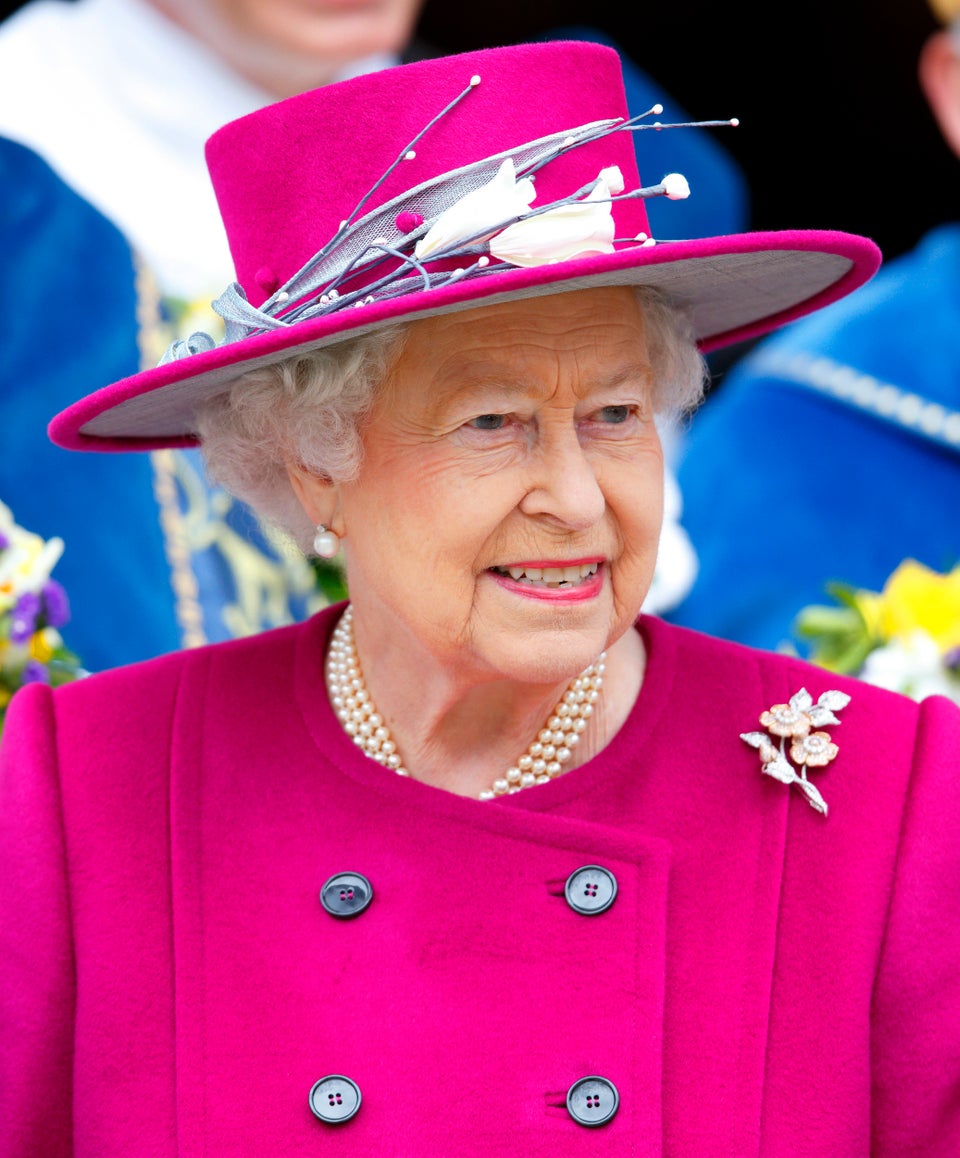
top-left (2, 606), bottom-right (959, 1156)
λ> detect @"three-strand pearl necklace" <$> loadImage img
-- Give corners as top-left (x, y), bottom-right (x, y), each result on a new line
top-left (326, 605), bottom-right (606, 800)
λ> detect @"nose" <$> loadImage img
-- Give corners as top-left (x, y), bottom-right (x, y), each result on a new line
top-left (518, 427), bottom-right (606, 530)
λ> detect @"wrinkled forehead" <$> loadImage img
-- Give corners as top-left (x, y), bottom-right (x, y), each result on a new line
top-left (410, 287), bottom-right (648, 359)
top-left (379, 288), bottom-right (654, 410)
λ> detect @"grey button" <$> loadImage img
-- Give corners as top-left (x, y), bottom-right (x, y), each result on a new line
top-left (309, 1075), bottom-right (362, 1124)
top-left (566, 1076), bottom-right (619, 1127)
top-left (320, 872), bottom-right (373, 919)
top-left (564, 865), bottom-right (618, 915)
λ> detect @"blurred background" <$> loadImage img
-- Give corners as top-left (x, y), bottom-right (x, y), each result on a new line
top-left (414, 0), bottom-right (952, 268)
top-left (0, 0), bottom-right (951, 267)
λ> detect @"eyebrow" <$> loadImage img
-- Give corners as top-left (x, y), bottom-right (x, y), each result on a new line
top-left (430, 359), bottom-right (654, 402)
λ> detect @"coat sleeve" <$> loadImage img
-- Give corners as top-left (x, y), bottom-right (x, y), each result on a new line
top-left (0, 683), bottom-right (74, 1157)
top-left (871, 694), bottom-right (960, 1156)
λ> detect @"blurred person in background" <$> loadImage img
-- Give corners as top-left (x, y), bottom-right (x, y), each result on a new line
top-left (666, 0), bottom-right (960, 654)
top-left (0, 0), bottom-right (747, 662)
top-left (0, 136), bottom-right (183, 670)
top-left (0, 0), bottom-right (748, 301)
top-left (0, 0), bottom-right (429, 659)
top-left (0, 0), bottom-right (429, 298)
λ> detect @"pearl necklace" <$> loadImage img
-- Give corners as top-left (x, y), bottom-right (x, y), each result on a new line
top-left (326, 605), bottom-right (606, 800)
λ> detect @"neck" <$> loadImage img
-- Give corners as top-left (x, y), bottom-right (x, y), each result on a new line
top-left (331, 605), bottom-right (646, 798)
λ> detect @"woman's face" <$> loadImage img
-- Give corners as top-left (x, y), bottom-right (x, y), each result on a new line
top-left (317, 287), bottom-right (665, 686)
top-left (207, 0), bottom-right (423, 65)
top-left (151, 0), bottom-right (423, 95)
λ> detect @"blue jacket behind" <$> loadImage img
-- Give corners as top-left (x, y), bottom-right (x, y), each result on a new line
top-left (668, 223), bottom-right (960, 652)
top-left (0, 137), bottom-right (182, 670)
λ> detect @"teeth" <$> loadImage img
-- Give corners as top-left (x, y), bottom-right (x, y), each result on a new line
top-left (495, 561), bottom-right (600, 586)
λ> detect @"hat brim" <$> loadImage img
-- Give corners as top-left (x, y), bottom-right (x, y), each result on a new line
top-left (49, 229), bottom-right (880, 451)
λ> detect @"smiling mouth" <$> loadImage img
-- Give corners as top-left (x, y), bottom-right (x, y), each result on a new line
top-left (489, 561), bottom-right (601, 589)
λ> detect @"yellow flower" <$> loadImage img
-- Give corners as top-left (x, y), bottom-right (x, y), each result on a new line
top-left (852, 589), bottom-right (884, 639)
top-left (29, 628), bottom-right (57, 663)
top-left (872, 560), bottom-right (960, 653)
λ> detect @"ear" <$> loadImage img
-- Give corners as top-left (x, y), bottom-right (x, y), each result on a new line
top-left (919, 29), bottom-right (960, 160)
top-left (285, 461), bottom-right (344, 535)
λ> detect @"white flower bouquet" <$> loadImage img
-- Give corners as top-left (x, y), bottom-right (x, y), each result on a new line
top-left (0, 501), bottom-right (84, 730)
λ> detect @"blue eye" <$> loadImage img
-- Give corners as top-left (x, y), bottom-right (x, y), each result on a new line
top-left (469, 414), bottom-right (506, 430)
top-left (598, 405), bottom-right (631, 424)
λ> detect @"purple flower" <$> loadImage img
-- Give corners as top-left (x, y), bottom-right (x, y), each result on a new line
top-left (10, 592), bottom-right (41, 644)
top-left (22, 659), bottom-right (49, 685)
top-left (41, 579), bottom-right (71, 629)
top-left (0, 531), bottom-right (9, 551)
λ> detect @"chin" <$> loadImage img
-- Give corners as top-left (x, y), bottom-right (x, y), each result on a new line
top-left (484, 631), bottom-right (611, 689)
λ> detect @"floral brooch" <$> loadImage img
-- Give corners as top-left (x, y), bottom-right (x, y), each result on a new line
top-left (740, 687), bottom-right (851, 816)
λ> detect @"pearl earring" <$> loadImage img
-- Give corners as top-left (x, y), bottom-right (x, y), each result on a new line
top-left (313, 524), bottom-right (341, 559)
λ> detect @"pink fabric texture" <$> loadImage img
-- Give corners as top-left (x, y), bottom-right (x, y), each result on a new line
top-left (2, 606), bottom-right (958, 1155)
top-left (47, 41), bottom-right (882, 452)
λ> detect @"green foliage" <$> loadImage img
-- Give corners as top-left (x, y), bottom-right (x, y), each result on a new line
top-left (792, 582), bottom-right (878, 675)
top-left (310, 557), bottom-right (349, 604)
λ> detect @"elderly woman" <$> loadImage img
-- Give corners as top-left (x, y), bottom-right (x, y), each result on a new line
top-left (2, 40), bottom-right (958, 1157)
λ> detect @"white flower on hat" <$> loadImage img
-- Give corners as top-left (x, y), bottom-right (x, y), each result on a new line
top-left (414, 157), bottom-right (536, 261)
top-left (661, 172), bottom-right (690, 200)
top-left (597, 165), bottom-right (625, 194)
top-left (488, 171), bottom-right (617, 267)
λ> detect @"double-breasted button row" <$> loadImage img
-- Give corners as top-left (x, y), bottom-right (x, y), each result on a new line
top-left (309, 1075), bottom-right (620, 1127)
top-left (313, 865), bottom-right (620, 1128)
top-left (319, 865), bottom-right (618, 919)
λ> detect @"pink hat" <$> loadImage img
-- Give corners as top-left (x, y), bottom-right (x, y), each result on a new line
top-left (49, 39), bottom-right (881, 451)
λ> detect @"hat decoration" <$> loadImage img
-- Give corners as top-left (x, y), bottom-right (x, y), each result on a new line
top-left (48, 40), bottom-right (880, 451)
top-left (162, 78), bottom-right (734, 365)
